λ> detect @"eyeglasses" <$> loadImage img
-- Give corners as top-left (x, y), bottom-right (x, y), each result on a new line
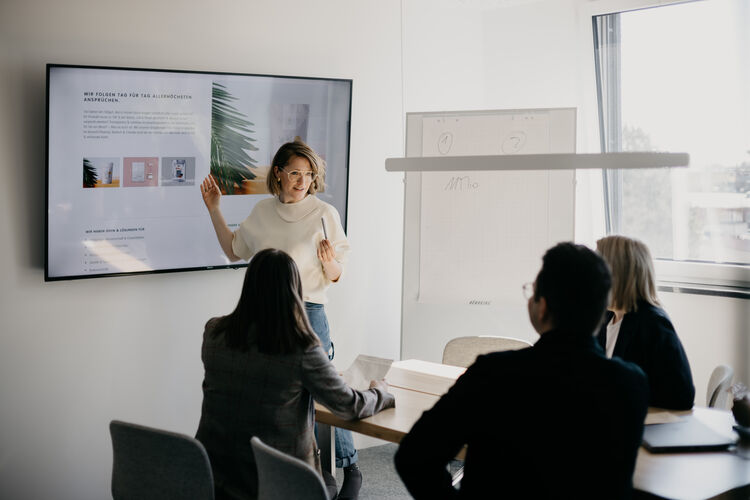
top-left (522, 282), bottom-right (534, 300)
top-left (280, 169), bottom-right (317, 182)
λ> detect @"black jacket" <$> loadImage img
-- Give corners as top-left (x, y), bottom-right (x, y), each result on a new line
top-left (596, 301), bottom-right (695, 410)
top-left (395, 329), bottom-right (649, 499)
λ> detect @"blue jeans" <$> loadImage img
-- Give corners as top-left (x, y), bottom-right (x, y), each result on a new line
top-left (305, 302), bottom-right (359, 468)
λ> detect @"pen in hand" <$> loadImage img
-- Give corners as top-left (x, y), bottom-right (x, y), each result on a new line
top-left (321, 217), bottom-right (328, 240)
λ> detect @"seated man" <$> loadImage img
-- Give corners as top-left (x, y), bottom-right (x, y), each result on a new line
top-left (394, 242), bottom-right (649, 499)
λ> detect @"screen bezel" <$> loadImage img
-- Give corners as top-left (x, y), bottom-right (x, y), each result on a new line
top-left (45, 63), bottom-right (352, 281)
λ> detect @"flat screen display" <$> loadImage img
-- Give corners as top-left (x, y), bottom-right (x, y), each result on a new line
top-left (46, 64), bottom-right (351, 280)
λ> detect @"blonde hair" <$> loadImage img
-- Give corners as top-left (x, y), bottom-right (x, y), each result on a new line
top-left (266, 139), bottom-right (326, 196)
top-left (596, 235), bottom-right (660, 312)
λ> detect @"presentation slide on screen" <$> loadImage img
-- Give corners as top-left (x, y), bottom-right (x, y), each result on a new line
top-left (47, 66), bottom-right (351, 279)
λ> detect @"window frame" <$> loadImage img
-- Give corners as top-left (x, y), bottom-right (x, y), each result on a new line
top-left (589, 0), bottom-right (750, 297)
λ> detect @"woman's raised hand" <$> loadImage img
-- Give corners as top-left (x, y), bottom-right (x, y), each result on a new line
top-left (201, 175), bottom-right (221, 212)
top-left (200, 175), bottom-right (239, 261)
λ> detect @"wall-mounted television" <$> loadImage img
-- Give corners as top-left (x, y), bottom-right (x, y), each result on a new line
top-left (46, 64), bottom-right (352, 281)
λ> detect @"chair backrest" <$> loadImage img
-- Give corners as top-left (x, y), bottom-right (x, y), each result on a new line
top-left (251, 437), bottom-right (330, 500)
top-left (442, 335), bottom-right (533, 368)
top-left (110, 420), bottom-right (214, 500)
top-left (707, 365), bottom-right (734, 409)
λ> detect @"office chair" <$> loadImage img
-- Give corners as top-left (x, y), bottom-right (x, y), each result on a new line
top-left (109, 420), bottom-right (214, 500)
top-left (251, 436), bottom-right (334, 500)
top-left (707, 365), bottom-right (734, 409)
top-left (442, 335), bottom-right (533, 368)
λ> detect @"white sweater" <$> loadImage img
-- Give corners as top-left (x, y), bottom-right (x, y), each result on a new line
top-left (231, 195), bottom-right (350, 304)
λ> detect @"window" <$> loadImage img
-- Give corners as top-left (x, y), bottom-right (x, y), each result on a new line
top-left (593, 0), bottom-right (749, 292)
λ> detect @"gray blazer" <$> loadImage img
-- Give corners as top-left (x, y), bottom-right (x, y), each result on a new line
top-left (196, 317), bottom-right (394, 500)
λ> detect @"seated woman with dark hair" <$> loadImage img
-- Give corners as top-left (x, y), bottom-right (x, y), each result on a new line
top-left (596, 235), bottom-right (695, 410)
top-left (196, 248), bottom-right (394, 500)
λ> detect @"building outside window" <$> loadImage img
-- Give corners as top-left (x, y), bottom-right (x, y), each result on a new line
top-left (593, 0), bottom-right (749, 291)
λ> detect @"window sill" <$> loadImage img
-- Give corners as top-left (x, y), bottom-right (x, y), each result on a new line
top-left (654, 259), bottom-right (750, 299)
top-left (657, 281), bottom-right (750, 300)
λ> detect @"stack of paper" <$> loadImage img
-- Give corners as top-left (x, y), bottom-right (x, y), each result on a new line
top-left (386, 359), bottom-right (466, 396)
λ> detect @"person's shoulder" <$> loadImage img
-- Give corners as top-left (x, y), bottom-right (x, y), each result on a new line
top-left (240, 196), bottom-right (277, 224)
top-left (303, 344), bottom-right (329, 359)
top-left (603, 355), bottom-right (649, 389)
top-left (253, 196), bottom-right (277, 211)
top-left (300, 343), bottom-right (333, 369)
top-left (597, 356), bottom-right (649, 417)
top-left (480, 346), bottom-right (533, 361)
top-left (471, 347), bottom-right (533, 373)
top-left (632, 301), bottom-right (676, 335)
top-left (204, 316), bottom-right (222, 332)
top-left (636, 301), bottom-right (669, 319)
top-left (202, 316), bottom-right (226, 346)
top-left (449, 349), bottom-right (533, 393)
top-left (607, 354), bottom-right (646, 377)
top-left (312, 196), bottom-right (340, 215)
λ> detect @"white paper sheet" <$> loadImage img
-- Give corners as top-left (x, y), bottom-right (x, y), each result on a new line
top-left (341, 355), bottom-right (393, 391)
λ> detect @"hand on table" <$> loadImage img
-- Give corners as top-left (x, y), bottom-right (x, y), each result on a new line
top-left (369, 379), bottom-right (389, 392)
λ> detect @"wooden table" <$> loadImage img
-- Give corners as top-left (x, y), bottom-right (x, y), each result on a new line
top-left (315, 361), bottom-right (750, 499)
top-left (316, 359), bottom-right (461, 473)
top-left (316, 386), bottom-right (440, 472)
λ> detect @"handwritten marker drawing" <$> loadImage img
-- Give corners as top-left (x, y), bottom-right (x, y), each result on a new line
top-left (438, 132), bottom-right (453, 155)
top-left (501, 131), bottom-right (527, 154)
top-left (444, 176), bottom-right (479, 191)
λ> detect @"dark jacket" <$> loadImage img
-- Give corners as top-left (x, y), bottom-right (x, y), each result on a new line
top-left (196, 317), bottom-right (395, 500)
top-left (395, 329), bottom-right (649, 500)
top-left (596, 301), bottom-right (695, 410)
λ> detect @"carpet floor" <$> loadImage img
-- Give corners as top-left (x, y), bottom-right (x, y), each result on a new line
top-left (333, 443), bottom-right (412, 499)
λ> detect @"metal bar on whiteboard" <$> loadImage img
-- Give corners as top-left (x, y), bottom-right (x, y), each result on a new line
top-left (385, 152), bottom-right (689, 172)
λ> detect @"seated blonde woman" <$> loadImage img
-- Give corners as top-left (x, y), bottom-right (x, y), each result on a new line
top-left (596, 235), bottom-right (695, 410)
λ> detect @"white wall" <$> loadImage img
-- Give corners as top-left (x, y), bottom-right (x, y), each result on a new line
top-left (660, 292), bottom-right (749, 405)
top-left (403, 0), bottom-right (584, 119)
top-left (0, 1), bottom-right (404, 499)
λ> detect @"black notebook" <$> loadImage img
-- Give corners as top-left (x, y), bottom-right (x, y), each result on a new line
top-left (642, 415), bottom-right (736, 453)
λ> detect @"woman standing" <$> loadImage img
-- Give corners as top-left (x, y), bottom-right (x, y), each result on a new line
top-left (596, 235), bottom-right (695, 410)
top-left (201, 140), bottom-right (364, 498)
top-left (196, 248), bottom-right (394, 500)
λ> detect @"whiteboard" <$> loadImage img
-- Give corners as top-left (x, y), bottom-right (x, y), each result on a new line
top-left (401, 108), bottom-right (576, 362)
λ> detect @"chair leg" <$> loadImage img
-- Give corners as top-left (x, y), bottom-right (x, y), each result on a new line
top-left (449, 459), bottom-right (464, 487)
top-left (318, 423), bottom-right (336, 476)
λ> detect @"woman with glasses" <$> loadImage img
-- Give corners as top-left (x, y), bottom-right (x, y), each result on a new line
top-left (595, 235), bottom-right (695, 410)
top-left (196, 248), bottom-right (394, 500)
top-left (201, 140), bottom-right (364, 499)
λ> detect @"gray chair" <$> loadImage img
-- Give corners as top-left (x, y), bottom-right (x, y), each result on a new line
top-left (251, 436), bottom-right (334, 500)
top-left (442, 335), bottom-right (533, 368)
top-left (707, 365), bottom-right (734, 409)
top-left (110, 420), bottom-right (214, 500)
